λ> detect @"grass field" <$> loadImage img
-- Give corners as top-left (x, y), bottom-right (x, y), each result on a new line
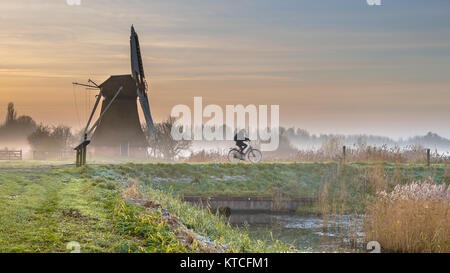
top-left (111, 162), bottom-right (449, 213)
top-left (0, 162), bottom-right (293, 253)
top-left (0, 161), bottom-right (448, 252)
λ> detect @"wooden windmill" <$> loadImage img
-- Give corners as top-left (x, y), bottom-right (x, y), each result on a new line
top-left (73, 25), bottom-right (156, 164)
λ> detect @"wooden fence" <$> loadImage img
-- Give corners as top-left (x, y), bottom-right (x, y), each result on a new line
top-left (0, 150), bottom-right (22, 160)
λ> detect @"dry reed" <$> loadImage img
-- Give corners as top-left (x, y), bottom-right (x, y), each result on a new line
top-left (365, 179), bottom-right (449, 252)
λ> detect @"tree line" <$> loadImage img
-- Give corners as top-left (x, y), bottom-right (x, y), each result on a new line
top-left (2, 101), bottom-right (449, 158)
top-left (0, 103), bottom-right (191, 160)
top-left (0, 102), bottom-right (73, 152)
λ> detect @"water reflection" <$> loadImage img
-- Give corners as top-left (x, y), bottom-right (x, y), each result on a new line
top-left (227, 212), bottom-right (366, 252)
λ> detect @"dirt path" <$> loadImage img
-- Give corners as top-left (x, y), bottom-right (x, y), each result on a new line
top-left (0, 162), bottom-right (122, 172)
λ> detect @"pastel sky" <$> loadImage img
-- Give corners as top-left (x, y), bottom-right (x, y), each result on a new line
top-left (1, 0), bottom-right (450, 139)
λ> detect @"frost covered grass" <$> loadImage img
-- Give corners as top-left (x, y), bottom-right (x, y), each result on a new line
top-left (0, 166), bottom-right (124, 252)
top-left (140, 185), bottom-right (295, 253)
top-left (0, 162), bottom-right (296, 253)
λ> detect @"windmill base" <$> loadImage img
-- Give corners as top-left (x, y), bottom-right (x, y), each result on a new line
top-left (90, 145), bottom-right (147, 159)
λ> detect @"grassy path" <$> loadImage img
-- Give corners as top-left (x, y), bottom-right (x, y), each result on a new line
top-left (0, 167), bottom-right (123, 252)
top-left (0, 163), bottom-right (294, 253)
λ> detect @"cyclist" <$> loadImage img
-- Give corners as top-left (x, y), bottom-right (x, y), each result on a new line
top-left (234, 130), bottom-right (250, 154)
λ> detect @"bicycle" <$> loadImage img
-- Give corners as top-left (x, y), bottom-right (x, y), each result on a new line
top-left (228, 140), bottom-right (262, 163)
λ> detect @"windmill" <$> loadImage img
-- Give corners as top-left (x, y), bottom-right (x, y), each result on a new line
top-left (73, 25), bottom-right (156, 165)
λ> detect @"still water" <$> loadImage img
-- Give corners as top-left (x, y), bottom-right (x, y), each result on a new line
top-left (228, 212), bottom-right (366, 252)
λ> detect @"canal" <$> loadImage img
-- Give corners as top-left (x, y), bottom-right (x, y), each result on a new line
top-left (228, 212), bottom-right (366, 252)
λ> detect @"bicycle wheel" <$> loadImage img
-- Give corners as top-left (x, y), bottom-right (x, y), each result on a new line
top-left (228, 149), bottom-right (243, 163)
top-left (247, 149), bottom-right (262, 163)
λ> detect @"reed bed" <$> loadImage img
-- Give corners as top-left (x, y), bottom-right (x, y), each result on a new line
top-left (364, 179), bottom-right (449, 252)
top-left (277, 145), bottom-right (450, 163)
top-left (184, 144), bottom-right (450, 164)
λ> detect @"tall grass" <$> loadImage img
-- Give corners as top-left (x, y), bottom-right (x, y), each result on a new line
top-left (185, 150), bottom-right (224, 162)
top-left (183, 143), bottom-right (450, 164)
top-left (365, 179), bottom-right (449, 252)
top-left (287, 144), bottom-right (445, 163)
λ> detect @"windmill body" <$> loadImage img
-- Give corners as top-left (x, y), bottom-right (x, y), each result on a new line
top-left (90, 75), bottom-right (147, 157)
top-left (75, 26), bottom-right (156, 158)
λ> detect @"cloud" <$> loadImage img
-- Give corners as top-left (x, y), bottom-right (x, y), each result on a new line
top-left (0, 0), bottom-right (450, 137)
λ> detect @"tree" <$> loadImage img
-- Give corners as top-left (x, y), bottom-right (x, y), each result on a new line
top-left (52, 126), bottom-right (72, 150)
top-left (144, 117), bottom-right (192, 160)
top-left (27, 125), bottom-right (72, 151)
top-left (27, 125), bottom-right (52, 151)
top-left (5, 102), bottom-right (17, 125)
top-left (0, 102), bottom-right (37, 144)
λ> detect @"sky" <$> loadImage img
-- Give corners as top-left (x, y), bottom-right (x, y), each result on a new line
top-left (0, 0), bottom-right (450, 139)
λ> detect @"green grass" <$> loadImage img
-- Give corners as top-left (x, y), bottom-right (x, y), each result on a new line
top-left (0, 160), bottom-right (73, 169)
top-left (112, 162), bottom-right (336, 198)
top-left (0, 162), bottom-right (295, 253)
top-left (111, 162), bottom-right (447, 195)
top-left (108, 162), bottom-right (447, 206)
top-left (0, 166), bottom-right (122, 252)
top-left (97, 161), bottom-right (449, 215)
top-left (1, 161), bottom-right (448, 252)
top-left (140, 186), bottom-right (294, 252)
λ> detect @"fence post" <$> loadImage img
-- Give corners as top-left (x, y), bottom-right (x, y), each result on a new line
top-left (426, 148), bottom-right (431, 167)
top-left (76, 149), bottom-right (80, 167)
top-left (363, 175), bottom-right (367, 200)
top-left (342, 145), bottom-right (346, 164)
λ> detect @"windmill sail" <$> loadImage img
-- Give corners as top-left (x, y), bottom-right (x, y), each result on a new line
top-left (130, 25), bottom-right (156, 139)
